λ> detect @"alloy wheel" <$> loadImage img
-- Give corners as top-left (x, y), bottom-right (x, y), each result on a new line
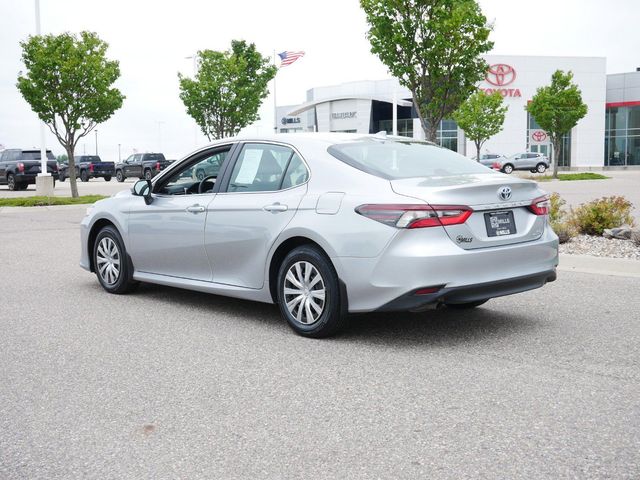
top-left (96, 237), bottom-right (121, 285)
top-left (283, 261), bottom-right (326, 325)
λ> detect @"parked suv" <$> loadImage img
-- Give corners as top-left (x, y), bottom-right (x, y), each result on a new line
top-left (0, 149), bottom-right (58, 190)
top-left (474, 153), bottom-right (507, 168)
top-left (494, 152), bottom-right (549, 174)
top-left (59, 155), bottom-right (115, 182)
top-left (115, 153), bottom-right (171, 182)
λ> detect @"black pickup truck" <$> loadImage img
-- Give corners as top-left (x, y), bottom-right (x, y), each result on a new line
top-left (59, 155), bottom-right (115, 182)
top-left (115, 153), bottom-right (171, 182)
top-left (0, 149), bottom-right (58, 190)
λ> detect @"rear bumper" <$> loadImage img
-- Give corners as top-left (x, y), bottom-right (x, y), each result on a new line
top-left (333, 226), bottom-right (559, 313)
top-left (376, 269), bottom-right (556, 312)
top-left (15, 173), bottom-right (59, 184)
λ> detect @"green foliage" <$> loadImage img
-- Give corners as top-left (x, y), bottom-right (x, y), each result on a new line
top-left (548, 193), bottom-right (576, 243)
top-left (526, 71), bottom-right (587, 178)
top-left (16, 31), bottom-right (124, 197)
top-left (360, 0), bottom-right (493, 142)
top-left (569, 196), bottom-right (634, 236)
top-left (533, 172), bottom-right (609, 182)
top-left (0, 195), bottom-right (108, 207)
top-left (56, 154), bottom-right (68, 164)
top-left (453, 90), bottom-right (507, 161)
top-left (178, 40), bottom-right (276, 140)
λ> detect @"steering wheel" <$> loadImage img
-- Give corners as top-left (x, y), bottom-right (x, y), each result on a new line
top-left (198, 175), bottom-right (216, 194)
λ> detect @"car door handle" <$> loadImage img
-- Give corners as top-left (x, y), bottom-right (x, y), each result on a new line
top-left (263, 203), bottom-right (288, 212)
top-left (185, 205), bottom-right (206, 214)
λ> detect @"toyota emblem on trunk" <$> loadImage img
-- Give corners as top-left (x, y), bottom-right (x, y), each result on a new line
top-left (498, 186), bottom-right (512, 201)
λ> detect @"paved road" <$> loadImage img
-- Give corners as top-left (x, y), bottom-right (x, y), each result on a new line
top-left (1, 207), bottom-right (639, 479)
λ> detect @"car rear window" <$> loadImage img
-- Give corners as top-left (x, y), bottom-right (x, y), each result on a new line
top-left (21, 151), bottom-right (55, 160)
top-left (327, 139), bottom-right (491, 180)
top-left (144, 154), bottom-right (166, 161)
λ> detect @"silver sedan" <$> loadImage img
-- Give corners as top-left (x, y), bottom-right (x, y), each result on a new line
top-left (80, 133), bottom-right (559, 337)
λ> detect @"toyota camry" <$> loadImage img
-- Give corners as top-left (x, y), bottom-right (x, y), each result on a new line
top-left (80, 133), bottom-right (558, 337)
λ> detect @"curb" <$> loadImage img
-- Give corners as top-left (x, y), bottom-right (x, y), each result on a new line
top-left (558, 253), bottom-right (640, 278)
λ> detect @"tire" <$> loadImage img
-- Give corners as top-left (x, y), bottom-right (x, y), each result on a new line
top-left (536, 163), bottom-right (547, 174)
top-left (59, 172), bottom-right (66, 182)
top-left (196, 169), bottom-right (205, 181)
top-left (276, 245), bottom-right (346, 338)
top-left (104, 176), bottom-right (111, 182)
top-left (446, 300), bottom-right (489, 309)
top-left (116, 170), bottom-right (124, 182)
top-left (502, 164), bottom-right (514, 174)
top-left (7, 173), bottom-right (16, 191)
top-left (16, 182), bottom-right (29, 191)
top-left (93, 225), bottom-right (139, 294)
top-left (80, 170), bottom-right (89, 182)
top-left (144, 169), bottom-right (153, 181)
top-left (529, 169), bottom-right (537, 174)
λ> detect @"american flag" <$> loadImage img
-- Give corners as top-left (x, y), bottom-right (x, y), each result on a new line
top-left (278, 51), bottom-right (305, 67)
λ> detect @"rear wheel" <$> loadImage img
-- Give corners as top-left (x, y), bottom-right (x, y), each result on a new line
top-left (104, 176), bottom-right (112, 182)
top-left (277, 245), bottom-right (346, 338)
top-left (144, 169), bottom-right (153, 181)
top-left (80, 170), bottom-right (89, 182)
top-left (116, 170), bottom-right (124, 182)
top-left (536, 163), bottom-right (547, 173)
top-left (93, 225), bottom-right (139, 294)
top-left (59, 172), bottom-right (66, 182)
top-left (502, 164), bottom-right (514, 174)
top-left (196, 169), bottom-right (205, 181)
top-left (446, 300), bottom-right (488, 309)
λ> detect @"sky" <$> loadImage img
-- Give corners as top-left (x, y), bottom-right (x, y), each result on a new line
top-left (0, 0), bottom-right (638, 161)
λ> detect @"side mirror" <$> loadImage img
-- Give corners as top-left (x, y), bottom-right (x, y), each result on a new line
top-left (132, 179), bottom-right (153, 205)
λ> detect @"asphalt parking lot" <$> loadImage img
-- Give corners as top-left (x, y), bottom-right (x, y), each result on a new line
top-left (1, 206), bottom-right (639, 479)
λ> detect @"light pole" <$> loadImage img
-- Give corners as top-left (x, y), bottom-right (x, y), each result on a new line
top-left (34, 0), bottom-right (53, 195)
top-left (185, 55), bottom-right (199, 146)
top-left (94, 129), bottom-right (98, 155)
top-left (118, 143), bottom-right (121, 162)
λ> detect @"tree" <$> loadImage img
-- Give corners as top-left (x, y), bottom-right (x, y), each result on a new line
top-left (453, 90), bottom-right (507, 162)
top-left (17, 32), bottom-right (124, 198)
top-left (527, 70), bottom-right (587, 178)
top-left (360, 0), bottom-right (493, 142)
top-left (178, 40), bottom-right (276, 140)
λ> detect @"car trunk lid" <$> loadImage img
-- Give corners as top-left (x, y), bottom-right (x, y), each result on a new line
top-left (390, 173), bottom-right (548, 249)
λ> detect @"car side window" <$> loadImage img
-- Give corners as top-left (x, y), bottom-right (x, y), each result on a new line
top-left (281, 153), bottom-right (309, 189)
top-left (227, 144), bottom-right (293, 193)
top-left (157, 147), bottom-right (231, 195)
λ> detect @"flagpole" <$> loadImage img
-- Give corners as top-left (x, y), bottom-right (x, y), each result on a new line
top-left (273, 50), bottom-right (277, 134)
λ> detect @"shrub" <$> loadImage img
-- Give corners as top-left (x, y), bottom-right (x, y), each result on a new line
top-left (549, 192), bottom-right (565, 224)
top-left (569, 196), bottom-right (635, 236)
top-left (547, 193), bottom-right (576, 243)
top-left (551, 221), bottom-right (576, 244)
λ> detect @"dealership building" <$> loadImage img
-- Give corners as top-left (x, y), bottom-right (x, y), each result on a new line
top-left (276, 55), bottom-right (640, 169)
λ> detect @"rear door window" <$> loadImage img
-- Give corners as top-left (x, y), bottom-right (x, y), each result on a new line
top-left (227, 144), bottom-right (294, 193)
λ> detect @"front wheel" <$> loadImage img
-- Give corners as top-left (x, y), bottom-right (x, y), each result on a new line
top-left (116, 170), bottom-right (124, 182)
top-left (104, 176), bottom-right (111, 182)
top-left (502, 164), bottom-right (514, 174)
top-left (93, 225), bottom-right (139, 294)
top-left (80, 170), bottom-right (89, 182)
top-left (536, 163), bottom-right (547, 173)
top-left (7, 173), bottom-right (16, 191)
top-left (276, 245), bottom-right (346, 338)
top-left (59, 173), bottom-right (66, 182)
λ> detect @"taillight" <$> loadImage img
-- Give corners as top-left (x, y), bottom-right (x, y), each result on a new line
top-left (491, 161), bottom-right (501, 169)
top-left (17, 162), bottom-right (25, 172)
top-left (355, 204), bottom-right (472, 229)
top-left (89, 164), bottom-right (94, 172)
top-left (155, 162), bottom-right (161, 170)
top-left (528, 195), bottom-right (550, 215)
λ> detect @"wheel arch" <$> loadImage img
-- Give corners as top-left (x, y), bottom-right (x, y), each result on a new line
top-left (267, 234), bottom-right (345, 308)
top-left (87, 218), bottom-right (123, 272)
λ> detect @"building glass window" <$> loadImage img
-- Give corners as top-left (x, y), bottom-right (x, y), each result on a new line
top-left (527, 113), bottom-right (571, 167)
top-left (604, 105), bottom-right (640, 166)
top-left (436, 119), bottom-right (458, 152)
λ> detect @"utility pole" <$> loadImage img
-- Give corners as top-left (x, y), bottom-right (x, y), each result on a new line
top-left (94, 129), bottom-right (98, 155)
top-left (35, 0), bottom-right (54, 195)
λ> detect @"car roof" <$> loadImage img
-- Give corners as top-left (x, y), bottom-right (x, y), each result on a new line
top-left (203, 132), bottom-right (436, 148)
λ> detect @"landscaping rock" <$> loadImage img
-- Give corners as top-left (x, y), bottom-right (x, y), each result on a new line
top-left (631, 230), bottom-right (640, 247)
top-left (559, 234), bottom-right (640, 260)
top-left (602, 226), bottom-right (634, 240)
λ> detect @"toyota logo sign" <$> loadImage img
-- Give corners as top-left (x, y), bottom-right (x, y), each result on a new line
top-left (497, 186), bottom-right (512, 201)
top-left (486, 64), bottom-right (516, 87)
top-left (532, 131), bottom-right (547, 142)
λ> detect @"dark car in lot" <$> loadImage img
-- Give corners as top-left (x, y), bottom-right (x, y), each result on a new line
top-left (59, 155), bottom-right (116, 182)
top-left (115, 153), bottom-right (171, 182)
top-left (0, 149), bottom-right (58, 190)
